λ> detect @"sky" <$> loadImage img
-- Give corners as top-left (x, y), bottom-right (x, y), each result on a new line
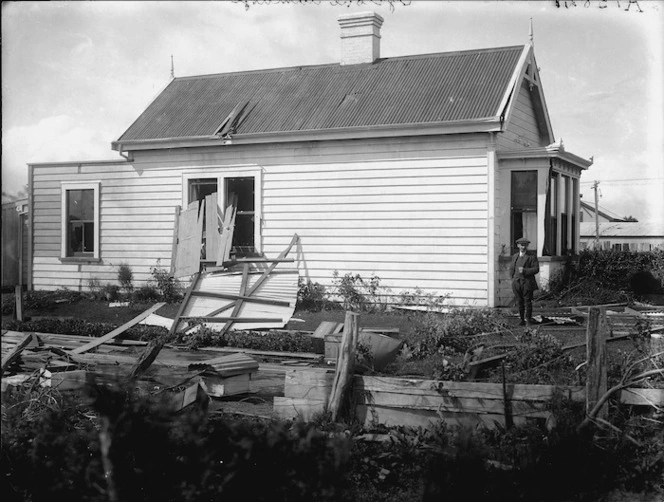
top-left (2, 0), bottom-right (663, 222)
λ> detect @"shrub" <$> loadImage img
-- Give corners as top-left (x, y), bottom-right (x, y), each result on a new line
top-left (297, 278), bottom-right (329, 312)
top-left (150, 264), bottom-right (182, 303)
top-left (545, 249), bottom-right (664, 304)
top-left (4, 318), bottom-right (170, 342)
top-left (102, 283), bottom-right (121, 302)
top-left (396, 287), bottom-right (449, 311)
top-left (131, 284), bottom-right (161, 303)
top-left (404, 308), bottom-right (508, 359)
top-left (117, 263), bottom-right (133, 293)
top-left (493, 329), bottom-right (579, 385)
top-left (175, 326), bottom-right (321, 353)
top-left (331, 271), bottom-right (391, 312)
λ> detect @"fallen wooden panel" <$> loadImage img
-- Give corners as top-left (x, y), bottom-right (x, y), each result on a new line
top-left (180, 264), bottom-right (299, 332)
top-left (620, 388), bottom-right (664, 406)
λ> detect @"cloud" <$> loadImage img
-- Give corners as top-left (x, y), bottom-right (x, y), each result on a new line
top-left (1, 115), bottom-right (120, 197)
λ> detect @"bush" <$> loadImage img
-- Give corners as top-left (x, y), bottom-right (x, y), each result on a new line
top-left (175, 326), bottom-right (321, 353)
top-left (404, 308), bottom-right (508, 359)
top-left (545, 249), bottom-right (664, 304)
top-left (297, 278), bottom-right (330, 312)
top-left (331, 271), bottom-right (391, 312)
top-left (131, 284), bottom-right (161, 303)
top-left (150, 264), bottom-right (182, 303)
top-left (4, 318), bottom-right (170, 342)
top-left (117, 263), bottom-right (133, 293)
top-left (491, 329), bottom-right (579, 385)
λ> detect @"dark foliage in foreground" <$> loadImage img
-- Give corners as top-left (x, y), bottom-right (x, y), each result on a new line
top-left (2, 382), bottom-right (662, 502)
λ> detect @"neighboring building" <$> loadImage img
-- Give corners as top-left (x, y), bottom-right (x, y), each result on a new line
top-left (1, 198), bottom-right (29, 289)
top-left (580, 221), bottom-right (664, 251)
top-left (28, 12), bottom-right (592, 307)
top-left (579, 200), bottom-right (627, 224)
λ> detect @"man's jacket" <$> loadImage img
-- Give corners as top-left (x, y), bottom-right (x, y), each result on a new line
top-left (509, 252), bottom-right (540, 291)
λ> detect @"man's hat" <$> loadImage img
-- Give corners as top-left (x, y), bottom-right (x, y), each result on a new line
top-left (515, 237), bottom-right (530, 245)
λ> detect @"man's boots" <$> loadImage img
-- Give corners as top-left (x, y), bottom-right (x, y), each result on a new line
top-left (519, 307), bottom-right (526, 326)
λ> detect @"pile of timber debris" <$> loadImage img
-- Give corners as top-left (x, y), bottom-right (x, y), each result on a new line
top-left (1, 304), bottom-right (260, 413)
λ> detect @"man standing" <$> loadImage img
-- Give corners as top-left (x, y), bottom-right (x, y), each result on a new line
top-left (510, 237), bottom-right (540, 326)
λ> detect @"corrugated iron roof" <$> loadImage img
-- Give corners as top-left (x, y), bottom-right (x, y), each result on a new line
top-left (580, 221), bottom-right (664, 238)
top-left (117, 45), bottom-right (524, 142)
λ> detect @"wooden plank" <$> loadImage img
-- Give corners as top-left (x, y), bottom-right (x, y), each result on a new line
top-left (1, 332), bottom-right (36, 375)
top-left (170, 205), bottom-right (181, 274)
top-left (204, 193), bottom-right (221, 261)
top-left (273, 397), bottom-right (326, 421)
top-left (216, 193), bottom-right (237, 266)
top-left (190, 290), bottom-right (291, 307)
top-left (14, 285), bottom-right (23, 321)
top-left (70, 303), bottom-right (166, 355)
top-left (202, 346), bottom-right (322, 360)
top-left (285, 370), bottom-right (335, 400)
top-left (202, 373), bottom-right (251, 398)
top-left (174, 201), bottom-right (203, 278)
top-left (217, 263), bottom-right (250, 335)
top-left (359, 376), bottom-right (586, 403)
top-left (620, 388), bottom-right (664, 406)
top-left (170, 272), bottom-right (202, 335)
top-left (586, 307), bottom-right (608, 419)
top-left (312, 321), bottom-right (343, 339)
top-left (179, 316), bottom-right (284, 323)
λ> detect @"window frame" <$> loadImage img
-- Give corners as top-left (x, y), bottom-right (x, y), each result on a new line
top-left (182, 167), bottom-right (263, 254)
top-left (60, 181), bottom-right (100, 260)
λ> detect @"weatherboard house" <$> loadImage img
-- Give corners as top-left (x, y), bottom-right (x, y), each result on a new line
top-left (28, 12), bottom-right (591, 307)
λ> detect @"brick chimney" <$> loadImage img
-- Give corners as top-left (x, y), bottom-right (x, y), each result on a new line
top-left (338, 11), bottom-right (384, 65)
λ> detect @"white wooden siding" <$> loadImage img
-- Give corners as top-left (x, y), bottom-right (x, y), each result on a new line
top-left (31, 135), bottom-right (491, 305)
top-left (497, 81), bottom-right (545, 150)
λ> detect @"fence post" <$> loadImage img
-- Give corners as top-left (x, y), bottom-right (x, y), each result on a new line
top-left (327, 311), bottom-right (359, 422)
top-left (586, 307), bottom-right (608, 419)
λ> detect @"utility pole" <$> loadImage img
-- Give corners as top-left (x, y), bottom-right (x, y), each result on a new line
top-left (593, 180), bottom-right (600, 249)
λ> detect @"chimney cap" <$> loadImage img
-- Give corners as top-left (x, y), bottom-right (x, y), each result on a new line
top-left (338, 11), bottom-right (384, 27)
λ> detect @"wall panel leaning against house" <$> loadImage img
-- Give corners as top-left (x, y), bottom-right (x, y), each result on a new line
top-left (28, 11), bottom-right (592, 308)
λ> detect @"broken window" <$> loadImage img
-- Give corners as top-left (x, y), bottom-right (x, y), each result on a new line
top-left (188, 178), bottom-right (217, 203)
top-left (511, 171), bottom-right (537, 253)
top-left (225, 177), bottom-right (256, 257)
top-left (61, 182), bottom-right (99, 259)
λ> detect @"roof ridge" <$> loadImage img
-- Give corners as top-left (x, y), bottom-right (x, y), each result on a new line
top-left (174, 44), bottom-right (526, 81)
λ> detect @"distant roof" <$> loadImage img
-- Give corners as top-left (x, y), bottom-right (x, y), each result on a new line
top-left (580, 221), bottom-right (664, 238)
top-left (580, 200), bottom-right (626, 222)
top-left (114, 45), bottom-right (524, 145)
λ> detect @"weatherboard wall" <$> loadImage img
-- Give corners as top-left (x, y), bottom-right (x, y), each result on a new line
top-left (29, 134), bottom-right (493, 305)
top-left (497, 80), bottom-right (547, 151)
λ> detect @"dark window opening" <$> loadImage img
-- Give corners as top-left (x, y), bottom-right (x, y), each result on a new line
top-left (225, 177), bottom-right (256, 257)
top-left (189, 178), bottom-right (217, 203)
top-left (511, 171), bottom-right (537, 254)
top-left (66, 189), bottom-right (94, 256)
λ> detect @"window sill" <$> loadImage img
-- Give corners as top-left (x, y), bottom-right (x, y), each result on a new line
top-left (60, 257), bottom-right (101, 264)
